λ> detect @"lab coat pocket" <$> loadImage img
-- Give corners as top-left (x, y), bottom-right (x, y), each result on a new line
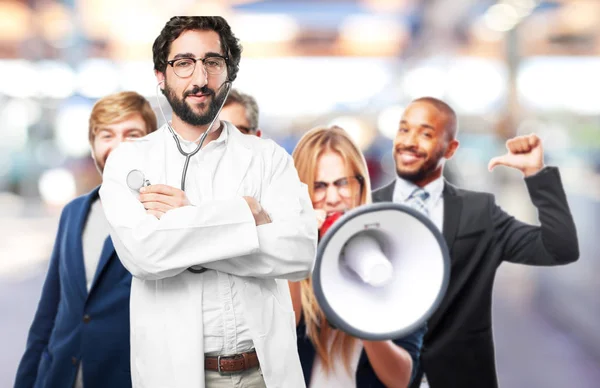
top-left (244, 279), bottom-right (291, 338)
top-left (264, 279), bottom-right (294, 314)
top-left (244, 281), bottom-right (272, 338)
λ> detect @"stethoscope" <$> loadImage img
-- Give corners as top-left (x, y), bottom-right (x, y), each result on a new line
top-left (126, 78), bottom-right (233, 274)
top-left (127, 78), bottom-right (232, 191)
top-left (159, 79), bottom-right (232, 192)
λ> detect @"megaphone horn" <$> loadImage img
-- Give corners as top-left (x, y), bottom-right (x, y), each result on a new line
top-left (312, 202), bottom-right (450, 340)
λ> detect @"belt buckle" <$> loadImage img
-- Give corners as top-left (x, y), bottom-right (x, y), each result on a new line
top-left (217, 355), bottom-right (236, 376)
top-left (188, 266), bottom-right (208, 274)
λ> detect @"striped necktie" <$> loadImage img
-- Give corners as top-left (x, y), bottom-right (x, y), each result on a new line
top-left (406, 188), bottom-right (430, 217)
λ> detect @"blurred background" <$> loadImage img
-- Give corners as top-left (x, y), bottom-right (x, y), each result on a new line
top-left (1, 0), bottom-right (599, 386)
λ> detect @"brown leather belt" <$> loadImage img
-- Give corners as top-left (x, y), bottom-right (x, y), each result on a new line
top-left (205, 350), bottom-right (259, 374)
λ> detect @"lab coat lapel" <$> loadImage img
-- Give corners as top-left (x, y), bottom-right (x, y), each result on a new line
top-left (214, 125), bottom-right (252, 197)
top-left (144, 127), bottom-right (169, 186)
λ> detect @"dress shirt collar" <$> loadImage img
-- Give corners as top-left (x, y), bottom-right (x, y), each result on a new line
top-left (169, 121), bottom-right (228, 148)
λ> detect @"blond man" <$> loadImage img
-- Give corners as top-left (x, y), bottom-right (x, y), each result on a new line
top-left (15, 91), bottom-right (157, 388)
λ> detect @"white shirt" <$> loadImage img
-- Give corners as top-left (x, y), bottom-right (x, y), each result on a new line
top-left (75, 198), bottom-right (112, 388)
top-left (393, 176), bottom-right (445, 231)
top-left (309, 338), bottom-right (363, 388)
top-left (81, 199), bottom-right (111, 291)
top-left (171, 126), bottom-right (252, 355)
top-left (99, 122), bottom-right (317, 388)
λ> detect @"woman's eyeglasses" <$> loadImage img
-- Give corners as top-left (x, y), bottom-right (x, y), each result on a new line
top-left (313, 176), bottom-right (364, 202)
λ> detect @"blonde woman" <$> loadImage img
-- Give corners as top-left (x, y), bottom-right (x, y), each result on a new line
top-left (290, 126), bottom-right (426, 388)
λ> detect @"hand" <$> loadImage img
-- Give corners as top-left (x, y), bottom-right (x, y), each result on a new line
top-left (488, 134), bottom-right (545, 177)
top-left (243, 196), bottom-right (272, 226)
top-left (139, 184), bottom-right (191, 219)
top-left (315, 209), bottom-right (327, 229)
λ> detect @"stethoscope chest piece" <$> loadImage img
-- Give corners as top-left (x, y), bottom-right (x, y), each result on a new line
top-left (127, 169), bottom-right (151, 192)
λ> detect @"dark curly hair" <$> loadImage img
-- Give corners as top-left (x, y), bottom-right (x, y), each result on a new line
top-left (152, 16), bottom-right (242, 82)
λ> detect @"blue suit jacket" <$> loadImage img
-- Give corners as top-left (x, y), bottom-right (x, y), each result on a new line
top-left (15, 187), bottom-right (132, 388)
top-left (296, 314), bottom-right (426, 387)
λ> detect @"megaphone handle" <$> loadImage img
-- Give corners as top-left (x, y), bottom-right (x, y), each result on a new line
top-left (318, 211), bottom-right (345, 242)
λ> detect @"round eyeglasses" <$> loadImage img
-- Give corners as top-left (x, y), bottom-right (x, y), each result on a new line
top-left (167, 56), bottom-right (228, 78)
top-left (313, 176), bottom-right (364, 203)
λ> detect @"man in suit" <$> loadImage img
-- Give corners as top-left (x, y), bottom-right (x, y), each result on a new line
top-left (219, 88), bottom-right (262, 137)
top-left (372, 96), bottom-right (579, 388)
top-left (15, 91), bottom-right (157, 388)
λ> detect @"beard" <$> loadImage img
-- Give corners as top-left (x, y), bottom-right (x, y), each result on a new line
top-left (162, 81), bottom-right (229, 127)
top-left (394, 146), bottom-right (445, 183)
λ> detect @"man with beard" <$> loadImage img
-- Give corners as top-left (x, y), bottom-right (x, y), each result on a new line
top-left (372, 96), bottom-right (579, 388)
top-left (98, 17), bottom-right (317, 388)
top-left (15, 91), bottom-right (157, 388)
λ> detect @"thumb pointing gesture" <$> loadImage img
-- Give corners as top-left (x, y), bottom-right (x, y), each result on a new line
top-left (488, 134), bottom-right (544, 177)
top-left (488, 153), bottom-right (523, 171)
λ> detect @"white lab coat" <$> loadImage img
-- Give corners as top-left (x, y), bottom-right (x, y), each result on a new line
top-left (99, 123), bottom-right (317, 388)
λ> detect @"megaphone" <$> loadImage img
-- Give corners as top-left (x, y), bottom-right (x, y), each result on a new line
top-left (312, 203), bottom-right (450, 340)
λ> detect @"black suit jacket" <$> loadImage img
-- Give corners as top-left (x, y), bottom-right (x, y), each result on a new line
top-left (372, 167), bottom-right (579, 388)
